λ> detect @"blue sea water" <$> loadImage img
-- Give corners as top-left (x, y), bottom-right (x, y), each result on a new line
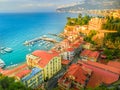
top-left (0, 12), bottom-right (77, 66)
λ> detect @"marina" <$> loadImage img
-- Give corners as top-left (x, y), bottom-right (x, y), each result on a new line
top-left (23, 36), bottom-right (59, 46)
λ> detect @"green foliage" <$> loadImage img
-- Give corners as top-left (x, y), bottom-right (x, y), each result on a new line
top-left (66, 14), bottom-right (91, 26)
top-left (103, 16), bottom-right (120, 32)
top-left (103, 48), bottom-right (120, 60)
top-left (0, 75), bottom-right (32, 90)
top-left (102, 16), bottom-right (120, 60)
top-left (84, 30), bottom-right (97, 44)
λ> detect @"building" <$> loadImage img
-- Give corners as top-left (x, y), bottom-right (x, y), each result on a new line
top-left (76, 25), bottom-right (88, 31)
top-left (26, 50), bottom-right (61, 80)
top-left (80, 49), bottom-right (100, 62)
top-left (88, 18), bottom-right (106, 30)
top-left (58, 64), bottom-right (92, 90)
top-left (16, 67), bottom-right (43, 89)
top-left (61, 59), bottom-right (71, 69)
top-left (0, 63), bottom-right (43, 89)
top-left (61, 47), bottom-right (75, 61)
top-left (52, 36), bottom-right (83, 61)
top-left (82, 42), bottom-right (92, 50)
top-left (78, 61), bottom-right (120, 88)
top-left (107, 61), bottom-right (120, 69)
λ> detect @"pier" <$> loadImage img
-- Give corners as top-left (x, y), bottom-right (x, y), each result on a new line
top-left (23, 37), bottom-right (59, 46)
top-left (48, 33), bottom-right (64, 38)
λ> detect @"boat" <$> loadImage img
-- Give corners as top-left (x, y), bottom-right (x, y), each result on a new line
top-left (0, 47), bottom-right (5, 50)
top-left (0, 50), bottom-right (6, 54)
top-left (4, 47), bottom-right (13, 53)
top-left (0, 59), bottom-right (5, 68)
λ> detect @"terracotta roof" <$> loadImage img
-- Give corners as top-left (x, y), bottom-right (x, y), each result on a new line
top-left (78, 61), bottom-right (119, 87)
top-left (32, 50), bottom-right (59, 68)
top-left (89, 51), bottom-right (100, 58)
top-left (15, 69), bottom-right (31, 79)
top-left (66, 48), bottom-right (74, 52)
top-left (64, 64), bottom-right (91, 84)
top-left (80, 50), bottom-right (100, 59)
top-left (61, 59), bottom-right (70, 65)
top-left (83, 61), bottom-right (120, 75)
top-left (107, 61), bottom-right (120, 69)
top-left (80, 49), bottom-right (91, 56)
top-left (1, 64), bottom-right (28, 76)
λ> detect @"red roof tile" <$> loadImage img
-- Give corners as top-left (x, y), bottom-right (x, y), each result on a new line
top-left (80, 49), bottom-right (91, 56)
top-left (2, 64), bottom-right (28, 76)
top-left (64, 64), bottom-right (91, 84)
top-left (78, 61), bottom-right (119, 88)
top-left (66, 48), bottom-right (74, 52)
top-left (80, 50), bottom-right (100, 59)
top-left (61, 59), bottom-right (70, 65)
top-left (107, 61), bottom-right (120, 69)
top-left (83, 61), bottom-right (120, 75)
top-left (15, 69), bottom-right (31, 79)
top-left (89, 51), bottom-right (100, 58)
top-left (32, 50), bottom-right (59, 68)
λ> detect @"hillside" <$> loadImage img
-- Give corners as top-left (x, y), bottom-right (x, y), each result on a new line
top-left (56, 0), bottom-right (120, 13)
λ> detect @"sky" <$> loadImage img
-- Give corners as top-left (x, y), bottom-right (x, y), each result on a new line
top-left (0, 0), bottom-right (81, 13)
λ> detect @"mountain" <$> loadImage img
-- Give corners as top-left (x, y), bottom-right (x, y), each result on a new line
top-left (56, 0), bottom-right (120, 13)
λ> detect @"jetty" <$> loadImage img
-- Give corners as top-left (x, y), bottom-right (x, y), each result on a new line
top-left (48, 33), bottom-right (64, 38)
top-left (23, 37), bottom-right (59, 46)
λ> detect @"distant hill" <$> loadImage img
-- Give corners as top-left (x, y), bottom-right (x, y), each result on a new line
top-left (56, 0), bottom-right (120, 13)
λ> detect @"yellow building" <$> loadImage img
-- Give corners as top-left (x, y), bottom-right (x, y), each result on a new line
top-left (15, 67), bottom-right (43, 89)
top-left (26, 50), bottom-right (61, 80)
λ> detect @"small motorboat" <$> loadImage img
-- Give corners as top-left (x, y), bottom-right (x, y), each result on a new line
top-left (4, 47), bottom-right (13, 53)
top-left (0, 59), bottom-right (5, 68)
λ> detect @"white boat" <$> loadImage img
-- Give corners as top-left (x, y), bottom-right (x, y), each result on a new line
top-left (0, 59), bottom-right (5, 68)
top-left (4, 47), bottom-right (13, 53)
top-left (0, 50), bottom-right (6, 54)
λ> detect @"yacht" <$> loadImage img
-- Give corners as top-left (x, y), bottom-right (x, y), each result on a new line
top-left (0, 59), bottom-right (5, 68)
top-left (4, 47), bottom-right (13, 53)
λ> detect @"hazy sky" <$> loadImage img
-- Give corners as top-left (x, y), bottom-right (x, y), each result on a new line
top-left (0, 0), bottom-right (81, 13)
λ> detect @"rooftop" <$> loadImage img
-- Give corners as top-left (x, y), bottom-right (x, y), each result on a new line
top-left (82, 61), bottom-right (120, 75)
top-left (80, 49), bottom-right (100, 59)
top-left (0, 63), bottom-right (28, 76)
top-left (107, 61), bottom-right (120, 69)
top-left (59, 64), bottom-right (92, 85)
top-left (61, 59), bottom-right (70, 65)
top-left (15, 69), bottom-right (31, 79)
top-left (32, 50), bottom-right (59, 68)
top-left (22, 67), bottom-right (41, 81)
top-left (78, 61), bottom-right (119, 88)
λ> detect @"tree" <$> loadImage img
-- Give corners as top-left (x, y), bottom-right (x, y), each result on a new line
top-left (0, 75), bottom-right (32, 90)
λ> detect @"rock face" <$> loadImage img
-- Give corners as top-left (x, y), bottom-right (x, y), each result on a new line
top-left (56, 0), bottom-right (120, 13)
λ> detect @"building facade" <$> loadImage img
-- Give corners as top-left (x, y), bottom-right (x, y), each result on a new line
top-left (15, 67), bottom-right (43, 89)
top-left (58, 64), bottom-right (92, 90)
top-left (26, 50), bottom-right (61, 80)
top-left (80, 49), bottom-right (100, 62)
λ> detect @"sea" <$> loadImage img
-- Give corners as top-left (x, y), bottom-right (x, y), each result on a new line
top-left (0, 12), bottom-right (77, 66)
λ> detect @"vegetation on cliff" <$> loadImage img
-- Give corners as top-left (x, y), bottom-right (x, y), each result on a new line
top-left (66, 14), bottom-right (91, 26)
top-left (0, 74), bottom-right (32, 90)
top-left (102, 16), bottom-right (120, 60)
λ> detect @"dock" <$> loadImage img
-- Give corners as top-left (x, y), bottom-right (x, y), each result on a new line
top-left (48, 33), bottom-right (64, 38)
top-left (23, 37), bottom-right (59, 46)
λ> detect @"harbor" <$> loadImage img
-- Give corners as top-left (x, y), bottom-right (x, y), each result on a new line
top-left (23, 36), bottom-right (59, 46)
